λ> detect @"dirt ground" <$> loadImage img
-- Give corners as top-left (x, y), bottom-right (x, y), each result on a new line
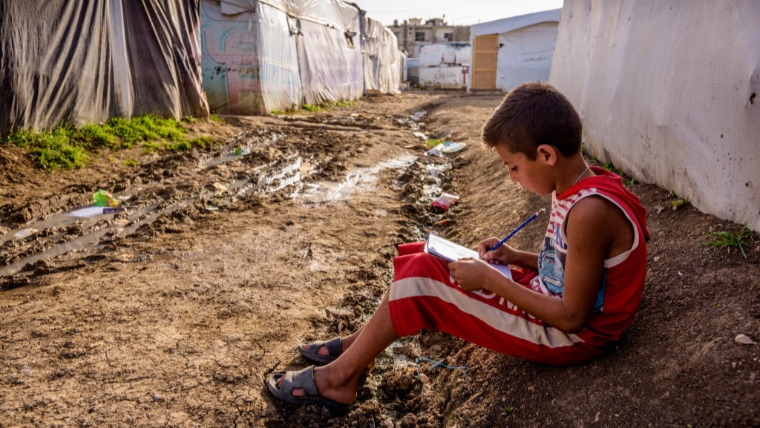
top-left (1, 92), bottom-right (758, 427)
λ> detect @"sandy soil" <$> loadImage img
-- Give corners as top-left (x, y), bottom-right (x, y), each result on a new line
top-left (1, 92), bottom-right (758, 427)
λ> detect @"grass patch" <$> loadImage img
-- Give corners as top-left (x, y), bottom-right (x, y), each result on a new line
top-left (123, 159), bottom-right (137, 167)
top-left (602, 161), bottom-right (623, 174)
top-left (209, 114), bottom-right (225, 123)
top-left (333, 100), bottom-right (355, 107)
top-left (2, 115), bottom-right (218, 170)
top-left (701, 225), bottom-right (755, 258)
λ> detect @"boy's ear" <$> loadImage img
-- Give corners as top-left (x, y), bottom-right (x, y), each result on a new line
top-left (536, 144), bottom-right (559, 166)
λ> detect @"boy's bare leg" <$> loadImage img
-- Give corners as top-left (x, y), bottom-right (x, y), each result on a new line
top-left (282, 292), bottom-right (399, 404)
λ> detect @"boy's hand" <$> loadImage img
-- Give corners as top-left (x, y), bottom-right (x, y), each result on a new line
top-left (477, 237), bottom-right (517, 265)
top-left (448, 258), bottom-right (492, 291)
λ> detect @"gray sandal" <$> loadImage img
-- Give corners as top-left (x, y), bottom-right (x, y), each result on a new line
top-left (297, 337), bottom-right (342, 364)
top-left (266, 366), bottom-right (349, 414)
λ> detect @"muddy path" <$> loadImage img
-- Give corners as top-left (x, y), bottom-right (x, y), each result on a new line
top-left (0, 93), bottom-right (470, 426)
top-left (1, 93), bottom-right (759, 427)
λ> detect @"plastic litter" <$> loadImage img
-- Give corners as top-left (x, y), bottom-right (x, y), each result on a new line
top-left (431, 192), bottom-right (460, 213)
top-left (235, 146), bottom-right (250, 156)
top-left (426, 140), bottom-right (467, 156)
top-left (93, 190), bottom-right (118, 207)
top-left (413, 132), bottom-right (428, 140)
top-left (414, 356), bottom-right (468, 377)
top-left (410, 110), bottom-right (427, 121)
top-left (426, 138), bottom-right (444, 148)
top-left (427, 141), bottom-right (467, 157)
top-left (14, 228), bottom-right (38, 239)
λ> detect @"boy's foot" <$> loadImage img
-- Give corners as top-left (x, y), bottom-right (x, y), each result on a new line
top-left (267, 366), bottom-right (351, 414)
top-left (297, 337), bottom-right (376, 370)
top-left (297, 337), bottom-right (343, 364)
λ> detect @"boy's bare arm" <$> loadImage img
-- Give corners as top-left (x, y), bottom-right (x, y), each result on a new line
top-left (450, 197), bottom-right (632, 332)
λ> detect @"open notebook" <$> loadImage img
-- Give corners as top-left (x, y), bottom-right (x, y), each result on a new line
top-left (424, 233), bottom-right (513, 280)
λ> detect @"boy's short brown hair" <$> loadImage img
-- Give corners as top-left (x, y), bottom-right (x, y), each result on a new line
top-left (481, 82), bottom-right (582, 160)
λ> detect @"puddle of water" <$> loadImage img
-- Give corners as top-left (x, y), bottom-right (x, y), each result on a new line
top-left (301, 154), bottom-right (417, 203)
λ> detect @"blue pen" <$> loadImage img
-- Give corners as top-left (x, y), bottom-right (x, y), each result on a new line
top-left (487, 208), bottom-right (546, 252)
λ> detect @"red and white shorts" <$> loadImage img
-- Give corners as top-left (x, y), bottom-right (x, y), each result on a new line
top-left (388, 242), bottom-right (603, 365)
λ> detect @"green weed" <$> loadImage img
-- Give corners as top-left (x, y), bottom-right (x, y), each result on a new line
top-left (670, 198), bottom-right (690, 209)
top-left (209, 114), bottom-right (225, 123)
top-left (501, 406), bottom-right (515, 416)
top-left (602, 162), bottom-right (623, 174)
top-left (302, 104), bottom-right (320, 112)
top-left (3, 115), bottom-right (216, 170)
top-left (333, 100), bottom-right (355, 107)
top-left (625, 177), bottom-right (638, 185)
top-left (182, 116), bottom-right (198, 123)
top-left (123, 159), bottom-right (137, 167)
top-left (165, 136), bottom-right (217, 152)
top-left (701, 225), bottom-right (755, 258)
top-left (4, 123), bottom-right (88, 170)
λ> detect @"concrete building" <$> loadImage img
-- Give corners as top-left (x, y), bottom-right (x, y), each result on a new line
top-left (389, 18), bottom-right (469, 58)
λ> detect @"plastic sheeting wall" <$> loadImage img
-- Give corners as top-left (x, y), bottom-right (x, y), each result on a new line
top-left (496, 23), bottom-right (557, 91)
top-left (296, 13), bottom-right (363, 105)
top-left (550, 0), bottom-right (760, 230)
top-left (0, 0), bottom-right (209, 135)
top-left (362, 16), bottom-right (401, 95)
top-left (201, 0), bottom-right (385, 112)
top-left (293, 0), bottom-right (363, 105)
top-left (201, 0), bottom-right (301, 114)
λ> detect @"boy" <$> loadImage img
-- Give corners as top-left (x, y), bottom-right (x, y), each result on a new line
top-left (267, 82), bottom-right (649, 413)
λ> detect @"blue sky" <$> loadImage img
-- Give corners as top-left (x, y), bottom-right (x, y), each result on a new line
top-left (350, 0), bottom-right (564, 26)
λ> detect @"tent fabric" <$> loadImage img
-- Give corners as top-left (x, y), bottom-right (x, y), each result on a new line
top-left (0, 0), bottom-right (209, 135)
top-left (549, 0), bottom-right (760, 230)
top-left (201, 0), bottom-right (301, 114)
top-left (295, 4), bottom-right (363, 105)
top-left (468, 9), bottom-right (560, 92)
top-left (470, 9), bottom-right (561, 38)
top-left (493, 22), bottom-right (558, 91)
top-left (203, 0), bottom-right (399, 113)
top-left (361, 16), bottom-right (401, 95)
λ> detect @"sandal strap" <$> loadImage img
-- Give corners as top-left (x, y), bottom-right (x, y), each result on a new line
top-left (282, 366), bottom-right (318, 397)
top-left (304, 337), bottom-right (342, 357)
top-left (322, 337), bottom-right (342, 357)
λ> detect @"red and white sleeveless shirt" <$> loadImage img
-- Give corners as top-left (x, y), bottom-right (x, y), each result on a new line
top-left (531, 166), bottom-right (650, 344)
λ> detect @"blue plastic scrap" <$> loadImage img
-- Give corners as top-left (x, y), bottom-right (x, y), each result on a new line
top-left (414, 357), bottom-right (469, 377)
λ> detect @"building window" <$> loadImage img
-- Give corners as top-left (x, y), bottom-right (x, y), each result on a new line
top-left (415, 31), bottom-right (425, 41)
top-left (444, 33), bottom-right (453, 41)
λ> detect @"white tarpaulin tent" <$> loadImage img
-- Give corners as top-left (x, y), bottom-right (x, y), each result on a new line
top-left (201, 0), bottom-right (400, 114)
top-left (550, 0), bottom-right (760, 230)
top-left (469, 9), bottom-right (561, 91)
top-left (361, 15), bottom-right (402, 95)
top-left (0, 1), bottom-right (209, 135)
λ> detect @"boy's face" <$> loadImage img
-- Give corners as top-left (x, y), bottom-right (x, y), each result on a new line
top-left (494, 144), bottom-right (553, 196)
